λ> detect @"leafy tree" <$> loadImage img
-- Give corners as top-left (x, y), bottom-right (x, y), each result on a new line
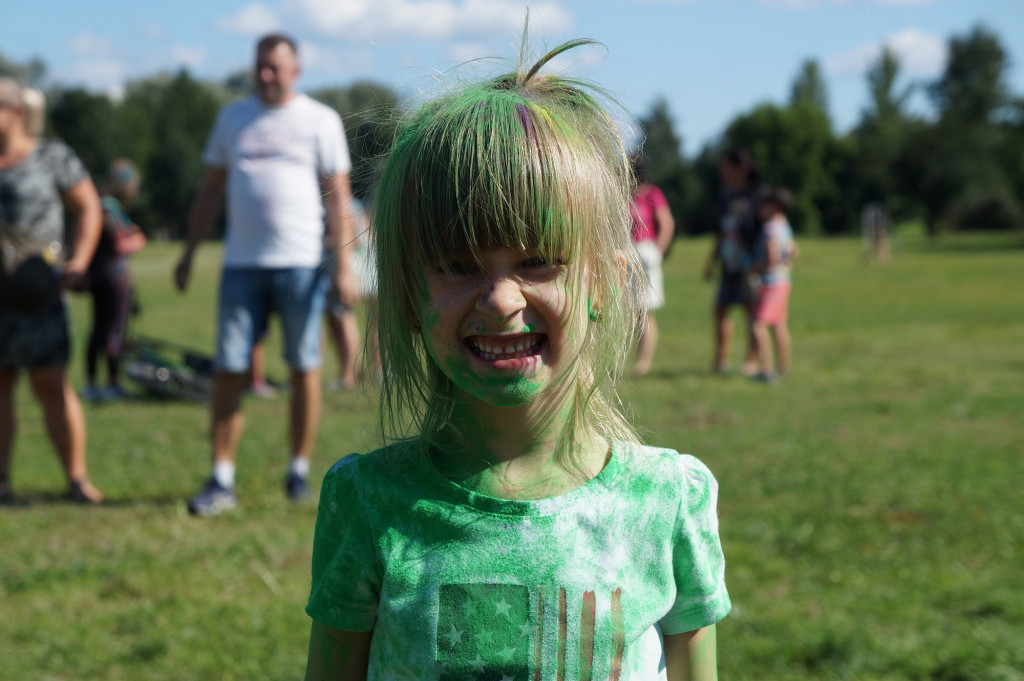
top-left (931, 25), bottom-right (1009, 126)
top-left (916, 25), bottom-right (1021, 232)
top-left (637, 98), bottom-right (702, 236)
top-left (865, 48), bottom-right (912, 125)
top-left (143, 71), bottom-right (224, 237)
top-left (789, 58), bottom-right (830, 123)
top-left (851, 49), bottom-right (914, 220)
top-left (222, 70), bottom-right (253, 100)
top-left (310, 81), bottom-right (400, 202)
top-left (0, 52), bottom-right (46, 87)
top-left (47, 89), bottom-right (129, 179)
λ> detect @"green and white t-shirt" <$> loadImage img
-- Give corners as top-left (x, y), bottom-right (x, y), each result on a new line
top-left (306, 440), bottom-right (730, 681)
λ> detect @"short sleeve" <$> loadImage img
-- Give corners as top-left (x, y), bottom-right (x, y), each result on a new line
top-left (316, 108), bottom-right (352, 176)
top-left (305, 454), bottom-right (380, 631)
top-left (45, 141), bottom-right (88, 192)
top-left (201, 108), bottom-right (229, 168)
top-left (659, 455), bottom-right (731, 635)
top-left (650, 185), bottom-right (669, 210)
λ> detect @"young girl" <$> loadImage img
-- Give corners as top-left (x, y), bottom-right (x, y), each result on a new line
top-left (305, 39), bottom-right (731, 681)
top-left (750, 186), bottom-right (799, 382)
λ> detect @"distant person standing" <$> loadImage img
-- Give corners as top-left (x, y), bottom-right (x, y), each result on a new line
top-left (749, 186), bottom-right (798, 382)
top-left (861, 202), bottom-right (892, 264)
top-left (703, 147), bottom-right (760, 376)
top-left (325, 197), bottom-right (379, 390)
top-left (173, 34), bottom-right (356, 516)
top-left (630, 155), bottom-right (675, 376)
top-left (0, 78), bottom-right (104, 503)
top-left (83, 159), bottom-right (145, 402)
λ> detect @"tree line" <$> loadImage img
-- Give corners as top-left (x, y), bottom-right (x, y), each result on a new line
top-left (2, 24), bottom-right (1021, 238)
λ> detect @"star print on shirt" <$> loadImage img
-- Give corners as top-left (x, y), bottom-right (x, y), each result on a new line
top-left (434, 583), bottom-right (627, 681)
top-left (437, 583), bottom-right (530, 681)
top-left (494, 597), bottom-right (513, 619)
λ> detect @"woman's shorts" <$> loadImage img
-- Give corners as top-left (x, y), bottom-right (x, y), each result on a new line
top-left (0, 297), bottom-right (71, 371)
top-left (754, 282), bottom-right (791, 325)
top-left (635, 240), bottom-right (665, 311)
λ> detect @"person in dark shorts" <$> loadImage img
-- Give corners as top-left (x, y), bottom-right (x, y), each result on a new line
top-left (0, 78), bottom-right (104, 503)
top-left (703, 147), bottom-right (761, 375)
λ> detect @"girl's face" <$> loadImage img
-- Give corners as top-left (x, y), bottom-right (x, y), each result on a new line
top-left (418, 246), bottom-right (588, 408)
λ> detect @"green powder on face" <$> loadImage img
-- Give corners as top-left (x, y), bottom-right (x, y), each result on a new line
top-left (421, 307), bottom-right (441, 331)
top-left (441, 356), bottom-right (544, 406)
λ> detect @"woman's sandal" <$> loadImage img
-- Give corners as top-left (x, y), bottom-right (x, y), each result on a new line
top-left (68, 479), bottom-right (105, 505)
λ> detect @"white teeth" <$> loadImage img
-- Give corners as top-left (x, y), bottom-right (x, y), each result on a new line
top-left (470, 335), bottom-right (540, 361)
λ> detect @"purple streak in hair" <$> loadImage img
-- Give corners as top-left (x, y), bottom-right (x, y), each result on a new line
top-left (517, 103), bottom-right (537, 142)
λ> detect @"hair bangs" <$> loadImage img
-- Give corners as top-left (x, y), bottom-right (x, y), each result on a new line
top-left (395, 91), bottom-right (594, 275)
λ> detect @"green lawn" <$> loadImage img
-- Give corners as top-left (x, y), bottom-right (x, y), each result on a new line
top-left (2, 229), bottom-right (1022, 680)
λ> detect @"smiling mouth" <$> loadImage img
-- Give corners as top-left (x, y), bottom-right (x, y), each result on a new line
top-left (466, 333), bottom-right (545, 361)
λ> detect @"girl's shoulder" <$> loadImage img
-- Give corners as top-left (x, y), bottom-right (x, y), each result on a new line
top-left (322, 440), bottom-right (423, 493)
top-left (613, 441), bottom-right (719, 499)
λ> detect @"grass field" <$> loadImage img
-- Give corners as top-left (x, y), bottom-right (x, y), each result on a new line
top-left (2, 229), bottom-right (1022, 680)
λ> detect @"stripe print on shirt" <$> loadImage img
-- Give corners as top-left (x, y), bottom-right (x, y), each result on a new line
top-left (436, 583), bottom-right (626, 681)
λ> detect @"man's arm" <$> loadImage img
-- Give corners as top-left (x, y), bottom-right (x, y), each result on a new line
top-left (60, 178), bottom-right (102, 290)
top-left (322, 171), bottom-right (358, 307)
top-left (174, 166), bottom-right (227, 292)
top-left (304, 620), bottom-right (372, 681)
top-left (664, 625), bottom-right (718, 681)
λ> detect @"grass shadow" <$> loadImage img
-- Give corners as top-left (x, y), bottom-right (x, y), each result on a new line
top-left (0, 489), bottom-right (186, 509)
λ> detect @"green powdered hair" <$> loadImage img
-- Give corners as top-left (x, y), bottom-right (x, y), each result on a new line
top-left (372, 36), bottom-right (647, 467)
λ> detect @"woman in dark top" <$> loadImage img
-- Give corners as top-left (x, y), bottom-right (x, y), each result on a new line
top-left (0, 78), bottom-right (104, 503)
top-left (83, 159), bottom-right (141, 401)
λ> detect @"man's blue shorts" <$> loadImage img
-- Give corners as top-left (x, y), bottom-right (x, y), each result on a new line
top-left (216, 267), bottom-right (328, 373)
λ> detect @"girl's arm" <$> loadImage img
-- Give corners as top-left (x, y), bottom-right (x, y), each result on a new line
top-left (663, 625), bottom-right (718, 681)
top-left (766, 232), bottom-right (783, 269)
top-left (304, 621), bottom-right (373, 681)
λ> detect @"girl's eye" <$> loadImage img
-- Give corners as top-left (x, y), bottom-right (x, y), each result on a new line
top-left (442, 260), bottom-right (479, 276)
top-left (521, 255), bottom-right (565, 268)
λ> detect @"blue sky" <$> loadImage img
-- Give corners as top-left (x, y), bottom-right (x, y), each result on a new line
top-left (3, 0), bottom-right (1022, 153)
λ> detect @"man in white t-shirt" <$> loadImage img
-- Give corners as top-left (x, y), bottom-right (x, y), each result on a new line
top-left (173, 33), bottom-right (356, 516)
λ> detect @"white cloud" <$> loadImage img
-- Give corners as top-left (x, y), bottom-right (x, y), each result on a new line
top-left (885, 27), bottom-right (946, 76)
top-left (824, 27), bottom-right (946, 78)
top-left (67, 33), bottom-right (115, 57)
top-left (216, 3), bottom-right (282, 35)
top-left (171, 46), bottom-right (208, 68)
top-left (286, 0), bottom-right (573, 42)
top-left (756, 0), bottom-right (935, 7)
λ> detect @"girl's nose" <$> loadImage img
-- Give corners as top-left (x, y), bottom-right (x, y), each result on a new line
top-left (476, 277), bottom-right (526, 317)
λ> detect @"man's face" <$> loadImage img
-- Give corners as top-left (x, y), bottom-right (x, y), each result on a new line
top-left (254, 42), bottom-right (299, 106)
